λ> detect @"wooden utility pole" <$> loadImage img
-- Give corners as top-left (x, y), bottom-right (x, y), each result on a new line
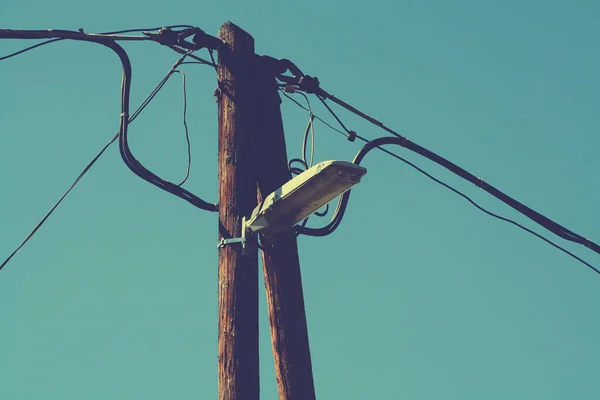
top-left (255, 69), bottom-right (317, 399)
top-left (217, 22), bottom-right (260, 400)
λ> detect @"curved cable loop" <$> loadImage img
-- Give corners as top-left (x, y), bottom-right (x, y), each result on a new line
top-left (296, 92), bottom-right (316, 168)
top-left (1, 29), bottom-right (217, 212)
top-left (307, 88), bottom-right (598, 254)
top-left (295, 137), bottom-right (598, 276)
top-left (103, 41), bottom-right (217, 212)
top-left (171, 70), bottom-right (192, 187)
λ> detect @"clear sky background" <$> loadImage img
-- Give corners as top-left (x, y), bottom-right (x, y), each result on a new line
top-left (1, 1), bottom-right (599, 399)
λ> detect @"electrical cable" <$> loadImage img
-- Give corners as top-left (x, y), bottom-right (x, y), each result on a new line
top-left (1, 29), bottom-right (217, 211)
top-left (168, 45), bottom-right (216, 67)
top-left (302, 87), bottom-right (600, 257)
top-left (280, 90), bottom-right (348, 139)
top-left (0, 134), bottom-right (117, 272)
top-left (1, 26), bottom-right (195, 61)
top-left (285, 91), bottom-right (328, 227)
top-left (0, 51), bottom-right (196, 271)
top-left (280, 92), bottom-right (598, 275)
top-left (296, 92), bottom-right (316, 168)
top-left (288, 158), bottom-right (309, 176)
top-left (316, 94), bottom-right (354, 137)
top-left (172, 70), bottom-right (192, 187)
top-left (0, 38), bottom-right (61, 61)
top-left (302, 137), bottom-right (599, 275)
top-left (1, 34), bottom-right (220, 271)
top-left (208, 49), bottom-right (218, 71)
top-left (107, 42), bottom-right (216, 212)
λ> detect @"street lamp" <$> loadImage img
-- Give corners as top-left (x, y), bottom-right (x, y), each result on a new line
top-left (246, 160), bottom-right (367, 234)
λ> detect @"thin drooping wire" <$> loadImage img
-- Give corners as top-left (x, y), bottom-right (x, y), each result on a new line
top-left (285, 91), bottom-right (329, 224)
top-left (0, 136), bottom-right (117, 272)
top-left (363, 138), bottom-right (600, 275)
top-left (280, 90), bottom-right (348, 139)
top-left (208, 49), bottom-right (217, 71)
top-left (316, 94), bottom-right (354, 136)
top-left (296, 92), bottom-right (316, 168)
top-left (0, 52), bottom-right (192, 272)
top-left (296, 93), bottom-right (328, 216)
top-left (310, 89), bottom-right (600, 257)
top-left (169, 45), bottom-right (216, 67)
top-left (98, 40), bottom-right (216, 213)
top-left (280, 93), bottom-right (599, 275)
top-left (281, 90), bottom-right (345, 221)
top-left (172, 70), bottom-right (192, 187)
top-left (0, 38), bottom-right (61, 61)
top-left (0, 26), bottom-right (194, 61)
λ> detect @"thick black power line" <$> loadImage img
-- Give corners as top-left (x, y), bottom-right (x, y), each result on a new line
top-left (276, 62), bottom-right (600, 256)
top-left (0, 26), bottom-right (195, 61)
top-left (280, 92), bottom-right (598, 275)
top-left (280, 90), bottom-right (348, 139)
top-left (0, 29), bottom-right (218, 212)
top-left (309, 88), bottom-right (600, 257)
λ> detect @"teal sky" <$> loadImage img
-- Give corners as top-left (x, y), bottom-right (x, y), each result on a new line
top-left (2, 1), bottom-right (599, 399)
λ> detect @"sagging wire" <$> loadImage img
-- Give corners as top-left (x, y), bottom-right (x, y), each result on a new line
top-left (169, 45), bottom-right (216, 67)
top-left (278, 81), bottom-right (599, 274)
top-left (301, 136), bottom-right (600, 275)
top-left (1, 52), bottom-right (194, 271)
top-left (274, 62), bottom-right (600, 256)
top-left (1, 29), bottom-right (140, 61)
top-left (131, 66), bottom-right (193, 187)
top-left (1, 26), bottom-right (218, 66)
top-left (283, 89), bottom-right (330, 229)
top-left (296, 92), bottom-right (316, 168)
top-left (311, 85), bottom-right (600, 255)
top-left (0, 135), bottom-right (117, 272)
top-left (173, 70), bottom-right (192, 187)
top-left (279, 89), bottom-right (348, 139)
top-left (0, 30), bottom-right (218, 271)
top-left (107, 44), bottom-right (216, 212)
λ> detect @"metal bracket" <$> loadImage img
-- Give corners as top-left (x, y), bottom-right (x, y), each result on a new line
top-left (217, 217), bottom-right (256, 256)
top-left (217, 237), bottom-right (246, 247)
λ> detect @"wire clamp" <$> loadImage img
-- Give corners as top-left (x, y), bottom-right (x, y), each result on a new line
top-left (143, 27), bottom-right (180, 46)
top-left (347, 131), bottom-right (357, 142)
top-left (192, 28), bottom-right (223, 50)
top-left (143, 27), bottom-right (220, 51)
top-left (298, 75), bottom-right (320, 93)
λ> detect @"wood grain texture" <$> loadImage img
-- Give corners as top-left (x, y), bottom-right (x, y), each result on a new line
top-left (254, 69), bottom-right (317, 400)
top-left (217, 21), bottom-right (260, 400)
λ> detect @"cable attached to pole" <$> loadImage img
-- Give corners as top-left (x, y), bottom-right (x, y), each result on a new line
top-left (274, 65), bottom-right (600, 257)
top-left (295, 136), bottom-right (599, 275)
top-left (0, 29), bottom-right (221, 271)
top-left (1, 28), bottom-right (217, 212)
